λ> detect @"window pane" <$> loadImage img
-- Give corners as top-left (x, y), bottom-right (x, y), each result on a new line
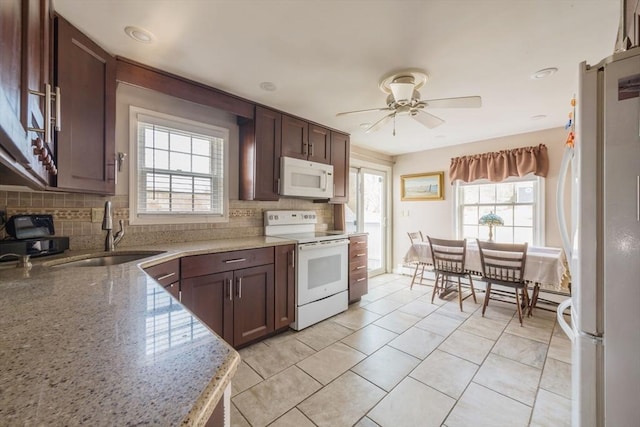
top-left (153, 149), bottom-right (169, 170)
top-left (495, 205), bottom-right (513, 226)
top-left (145, 192), bottom-right (170, 212)
top-left (462, 186), bottom-right (479, 204)
top-left (516, 182), bottom-right (535, 203)
top-left (513, 227), bottom-right (533, 244)
top-left (146, 173), bottom-right (170, 192)
top-left (172, 192), bottom-right (193, 211)
top-left (478, 185), bottom-right (496, 203)
top-left (170, 152), bottom-right (191, 172)
top-left (171, 133), bottom-right (191, 153)
top-left (514, 205), bottom-right (533, 226)
top-left (463, 206), bottom-right (479, 225)
top-left (496, 183), bottom-right (515, 203)
top-left (494, 226), bottom-right (513, 243)
top-left (192, 138), bottom-right (210, 156)
top-left (192, 155), bottom-right (210, 174)
top-left (478, 205), bottom-right (494, 218)
top-left (462, 225), bottom-right (479, 240)
top-left (153, 129), bottom-right (169, 150)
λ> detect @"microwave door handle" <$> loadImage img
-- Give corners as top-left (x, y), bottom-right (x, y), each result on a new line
top-left (321, 171), bottom-right (327, 191)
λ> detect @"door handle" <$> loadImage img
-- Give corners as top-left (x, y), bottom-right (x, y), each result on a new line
top-left (290, 249), bottom-right (295, 269)
top-left (155, 272), bottom-right (176, 281)
top-left (302, 142), bottom-right (308, 155)
top-left (227, 278), bottom-right (233, 301)
top-left (309, 143), bottom-right (314, 157)
top-left (237, 277), bottom-right (242, 299)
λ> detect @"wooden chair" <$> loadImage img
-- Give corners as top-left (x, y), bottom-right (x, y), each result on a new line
top-left (407, 231), bottom-right (426, 288)
top-left (476, 239), bottom-right (529, 326)
top-left (427, 237), bottom-right (477, 311)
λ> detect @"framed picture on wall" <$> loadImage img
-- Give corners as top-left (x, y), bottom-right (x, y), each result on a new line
top-left (400, 171), bottom-right (445, 201)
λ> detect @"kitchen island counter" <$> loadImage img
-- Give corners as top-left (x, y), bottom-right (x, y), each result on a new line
top-left (0, 236), bottom-right (296, 426)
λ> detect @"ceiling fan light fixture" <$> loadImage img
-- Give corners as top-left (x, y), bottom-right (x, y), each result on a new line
top-left (389, 82), bottom-right (415, 104)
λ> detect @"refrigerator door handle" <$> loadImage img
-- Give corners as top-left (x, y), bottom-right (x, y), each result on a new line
top-left (557, 298), bottom-right (575, 342)
top-left (556, 147), bottom-right (574, 261)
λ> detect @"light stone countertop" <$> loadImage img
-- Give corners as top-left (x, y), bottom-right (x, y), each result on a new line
top-left (0, 236), bottom-right (296, 426)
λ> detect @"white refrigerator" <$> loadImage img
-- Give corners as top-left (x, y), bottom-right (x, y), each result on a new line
top-left (556, 48), bottom-right (640, 427)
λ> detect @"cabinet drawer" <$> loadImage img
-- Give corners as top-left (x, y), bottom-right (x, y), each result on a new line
top-left (349, 267), bottom-right (368, 284)
top-left (349, 246), bottom-right (368, 261)
top-left (182, 247), bottom-right (274, 279)
top-left (349, 256), bottom-right (368, 273)
top-left (349, 269), bottom-right (368, 303)
top-left (349, 235), bottom-right (368, 246)
top-left (145, 259), bottom-right (180, 287)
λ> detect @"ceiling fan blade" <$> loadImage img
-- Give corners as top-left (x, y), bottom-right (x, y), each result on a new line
top-left (423, 96), bottom-right (482, 108)
top-left (413, 110), bottom-right (444, 129)
top-left (336, 107), bottom-right (393, 116)
top-left (365, 113), bottom-right (395, 133)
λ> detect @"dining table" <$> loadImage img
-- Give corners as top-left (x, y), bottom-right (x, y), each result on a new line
top-left (403, 240), bottom-right (569, 293)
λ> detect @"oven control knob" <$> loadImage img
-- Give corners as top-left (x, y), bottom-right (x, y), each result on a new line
top-left (304, 215), bottom-right (308, 219)
top-left (275, 215), bottom-right (279, 220)
top-left (269, 215), bottom-right (273, 220)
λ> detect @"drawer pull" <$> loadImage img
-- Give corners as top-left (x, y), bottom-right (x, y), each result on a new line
top-left (354, 241), bottom-right (366, 245)
top-left (355, 253), bottom-right (366, 257)
top-left (155, 272), bottom-right (176, 281)
top-left (356, 277), bottom-right (366, 282)
top-left (224, 258), bottom-right (247, 264)
top-left (356, 265), bottom-right (366, 270)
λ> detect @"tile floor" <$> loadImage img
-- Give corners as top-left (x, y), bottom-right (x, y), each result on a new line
top-left (231, 274), bottom-right (572, 427)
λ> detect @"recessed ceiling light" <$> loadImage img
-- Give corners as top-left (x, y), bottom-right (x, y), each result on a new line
top-left (124, 26), bottom-right (155, 43)
top-left (530, 67), bottom-right (558, 80)
top-left (259, 82), bottom-right (277, 91)
top-left (359, 122), bottom-right (372, 129)
top-left (530, 114), bottom-right (547, 120)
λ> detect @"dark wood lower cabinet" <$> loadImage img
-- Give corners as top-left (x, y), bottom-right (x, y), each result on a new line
top-left (349, 235), bottom-right (369, 303)
top-left (274, 244), bottom-right (296, 329)
top-left (181, 271), bottom-right (234, 344)
top-left (180, 252), bottom-right (278, 348)
top-left (233, 264), bottom-right (274, 347)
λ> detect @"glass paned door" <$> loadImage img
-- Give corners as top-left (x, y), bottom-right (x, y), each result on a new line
top-left (347, 166), bottom-right (387, 276)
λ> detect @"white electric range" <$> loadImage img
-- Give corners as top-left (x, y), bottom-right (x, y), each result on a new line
top-left (264, 210), bottom-right (349, 330)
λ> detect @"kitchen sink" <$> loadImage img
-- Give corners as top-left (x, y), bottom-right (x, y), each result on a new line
top-left (48, 251), bottom-right (165, 268)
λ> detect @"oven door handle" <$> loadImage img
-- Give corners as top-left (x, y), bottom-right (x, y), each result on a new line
top-left (298, 239), bottom-right (349, 250)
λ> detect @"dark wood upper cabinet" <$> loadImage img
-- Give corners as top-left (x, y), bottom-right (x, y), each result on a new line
top-left (239, 106), bottom-right (281, 201)
top-left (281, 114), bottom-right (309, 161)
top-left (0, 0), bottom-right (52, 186)
top-left (329, 131), bottom-right (350, 203)
top-left (274, 244), bottom-right (296, 329)
top-left (308, 124), bottom-right (331, 164)
top-left (54, 16), bottom-right (116, 195)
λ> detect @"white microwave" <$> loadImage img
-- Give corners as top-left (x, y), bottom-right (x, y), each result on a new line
top-left (280, 156), bottom-right (334, 199)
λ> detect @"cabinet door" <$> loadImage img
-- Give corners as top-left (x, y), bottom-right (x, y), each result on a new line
top-left (233, 264), bottom-right (274, 347)
top-left (281, 114), bottom-right (308, 161)
top-left (239, 106), bottom-right (281, 200)
top-left (54, 16), bottom-right (116, 194)
top-left (329, 131), bottom-right (350, 203)
top-left (274, 244), bottom-right (295, 329)
top-left (308, 124), bottom-right (331, 164)
top-left (0, 0), bottom-right (23, 151)
top-left (181, 271), bottom-right (234, 345)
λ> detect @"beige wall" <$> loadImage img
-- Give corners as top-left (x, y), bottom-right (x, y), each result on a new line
top-left (392, 127), bottom-right (569, 271)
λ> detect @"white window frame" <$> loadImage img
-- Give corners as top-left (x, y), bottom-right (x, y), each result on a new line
top-left (453, 175), bottom-right (545, 246)
top-left (129, 106), bottom-right (229, 225)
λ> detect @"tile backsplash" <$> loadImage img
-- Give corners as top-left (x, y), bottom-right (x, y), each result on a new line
top-left (0, 190), bottom-right (333, 251)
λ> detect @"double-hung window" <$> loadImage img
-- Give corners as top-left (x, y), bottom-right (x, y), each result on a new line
top-left (129, 107), bottom-right (229, 224)
top-left (454, 176), bottom-right (544, 245)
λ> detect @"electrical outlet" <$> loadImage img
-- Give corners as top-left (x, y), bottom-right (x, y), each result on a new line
top-left (91, 208), bottom-right (103, 223)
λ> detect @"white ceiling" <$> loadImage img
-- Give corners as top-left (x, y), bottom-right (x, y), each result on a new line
top-left (52, 0), bottom-right (620, 156)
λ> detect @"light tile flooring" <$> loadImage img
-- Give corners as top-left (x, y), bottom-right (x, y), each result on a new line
top-left (231, 274), bottom-right (572, 427)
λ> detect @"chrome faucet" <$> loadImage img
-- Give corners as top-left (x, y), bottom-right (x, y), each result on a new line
top-left (102, 201), bottom-right (125, 251)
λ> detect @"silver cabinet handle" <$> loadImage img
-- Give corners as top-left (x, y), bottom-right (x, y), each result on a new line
top-left (291, 249), bottom-right (295, 269)
top-left (355, 253), bottom-right (366, 257)
top-left (237, 277), bottom-right (242, 299)
top-left (155, 272), bottom-right (176, 281)
top-left (228, 278), bottom-right (233, 301)
top-left (356, 277), bottom-right (366, 282)
top-left (355, 241), bottom-right (366, 245)
top-left (224, 258), bottom-right (246, 264)
top-left (356, 265), bottom-right (366, 270)
top-left (302, 142), bottom-right (308, 155)
top-left (309, 142), bottom-right (314, 157)
top-left (54, 86), bottom-right (61, 131)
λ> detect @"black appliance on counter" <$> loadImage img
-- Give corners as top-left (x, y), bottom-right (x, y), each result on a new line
top-left (1, 214), bottom-right (69, 260)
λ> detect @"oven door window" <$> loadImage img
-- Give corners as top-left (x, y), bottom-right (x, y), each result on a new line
top-left (297, 242), bottom-right (348, 306)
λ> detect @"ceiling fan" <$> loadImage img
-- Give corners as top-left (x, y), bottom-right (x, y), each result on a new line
top-left (337, 68), bottom-right (482, 135)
